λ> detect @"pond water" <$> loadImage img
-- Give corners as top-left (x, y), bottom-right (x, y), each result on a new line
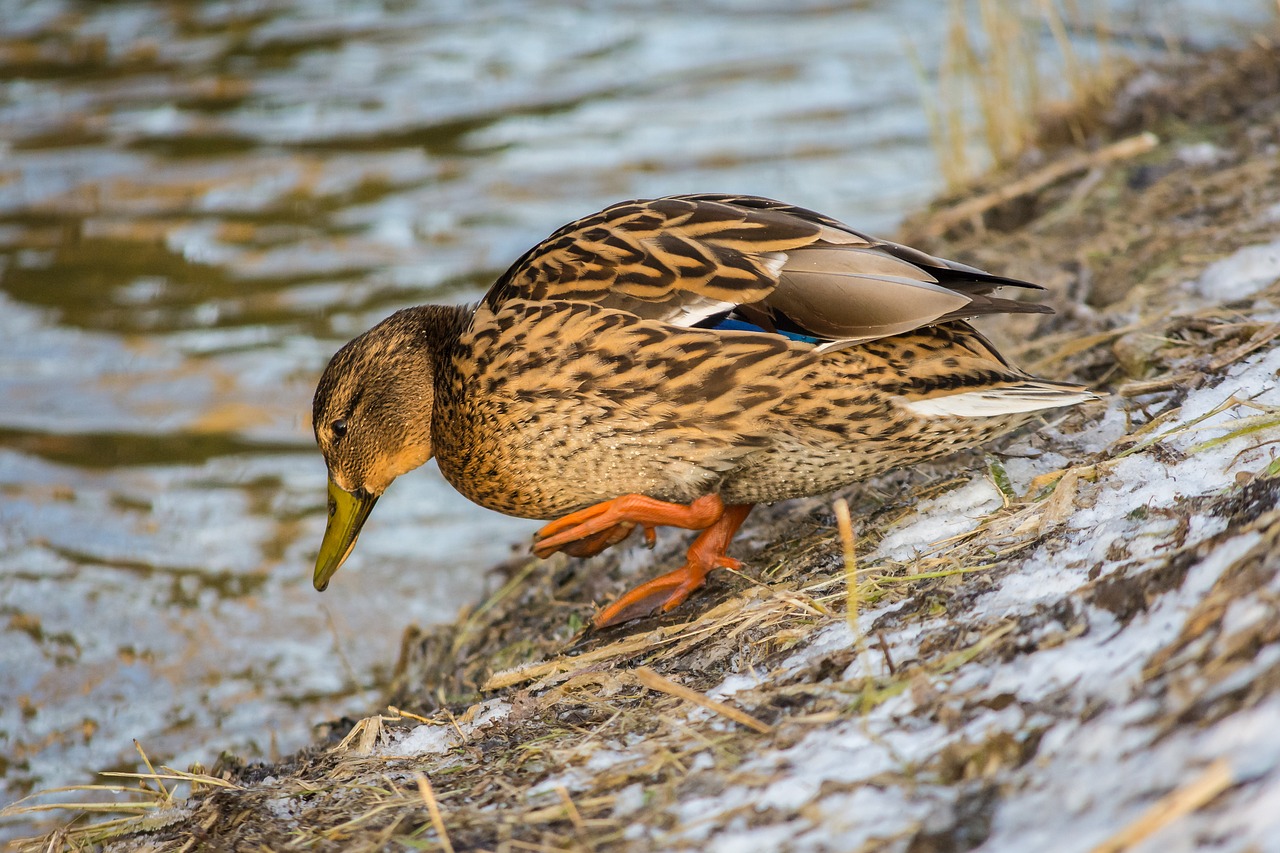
top-left (0, 0), bottom-right (1270, 832)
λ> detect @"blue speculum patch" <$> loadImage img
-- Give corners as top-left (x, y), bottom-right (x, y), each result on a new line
top-left (711, 317), bottom-right (822, 344)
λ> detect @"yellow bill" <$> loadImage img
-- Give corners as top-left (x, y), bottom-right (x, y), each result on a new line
top-left (313, 478), bottom-right (378, 591)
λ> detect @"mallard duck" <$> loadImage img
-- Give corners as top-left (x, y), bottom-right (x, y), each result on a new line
top-left (311, 194), bottom-right (1096, 628)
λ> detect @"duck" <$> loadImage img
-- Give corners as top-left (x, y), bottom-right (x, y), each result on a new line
top-left (311, 194), bottom-right (1097, 629)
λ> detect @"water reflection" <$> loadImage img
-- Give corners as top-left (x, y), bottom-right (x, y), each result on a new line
top-left (0, 0), bottom-right (1270, 833)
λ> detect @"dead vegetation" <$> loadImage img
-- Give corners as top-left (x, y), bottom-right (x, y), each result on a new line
top-left (8, 38), bottom-right (1280, 853)
top-left (919, 0), bottom-right (1127, 191)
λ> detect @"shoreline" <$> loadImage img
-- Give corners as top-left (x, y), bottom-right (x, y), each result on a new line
top-left (12, 38), bottom-right (1280, 852)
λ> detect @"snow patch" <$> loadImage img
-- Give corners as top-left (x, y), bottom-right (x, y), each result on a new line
top-left (1176, 141), bottom-right (1227, 165)
top-left (1193, 239), bottom-right (1280, 301)
top-left (707, 672), bottom-right (763, 701)
top-left (383, 699), bottom-right (511, 756)
top-left (874, 478), bottom-right (1003, 561)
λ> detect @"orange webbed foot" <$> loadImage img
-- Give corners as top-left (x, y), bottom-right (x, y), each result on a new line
top-left (593, 502), bottom-right (753, 629)
top-left (554, 523), bottom-right (638, 558)
top-left (533, 494), bottom-right (723, 559)
top-left (592, 554), bottom-right (744, 628)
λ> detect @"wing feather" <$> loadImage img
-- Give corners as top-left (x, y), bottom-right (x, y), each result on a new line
top-left (484, 194), bottom-right (1049, 346)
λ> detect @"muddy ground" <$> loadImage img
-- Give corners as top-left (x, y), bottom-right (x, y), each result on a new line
top-left (15, 38), bottom-right (1280, 853)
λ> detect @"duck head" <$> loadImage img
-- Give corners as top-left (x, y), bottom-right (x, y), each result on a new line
top-left (311, 307), bottom-right (441, 591)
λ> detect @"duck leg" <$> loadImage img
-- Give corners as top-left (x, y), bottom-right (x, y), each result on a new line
top-left (533, 493), bottom-right (726, 559)
top-left (595, 502), bottom-right (754, 629)
top-left (533, 494), bottom-right (754, 627)
top-left (551, 523), bottom-right (647, 559)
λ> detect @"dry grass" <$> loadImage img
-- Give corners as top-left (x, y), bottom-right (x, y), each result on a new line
top-left (1090, 759), bottom-right (1234, 853)
top-left (918, 0), bottom-right (1125, 191)
top-left (2, 742), bottom-right (240, 850)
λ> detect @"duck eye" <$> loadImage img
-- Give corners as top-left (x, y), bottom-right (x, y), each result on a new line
top-left (332, 418), bottom-right (348, 438)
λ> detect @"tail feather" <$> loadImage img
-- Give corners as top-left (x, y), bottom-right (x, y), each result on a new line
top-left (902, 382), bottom-right (1101, 418)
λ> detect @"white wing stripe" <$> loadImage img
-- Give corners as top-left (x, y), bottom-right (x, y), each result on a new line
top-left (902, 388), bottom-right (1098, 418)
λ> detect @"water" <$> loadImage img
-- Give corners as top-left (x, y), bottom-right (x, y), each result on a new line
top-left (0, 0), bottom-right (1270, 833)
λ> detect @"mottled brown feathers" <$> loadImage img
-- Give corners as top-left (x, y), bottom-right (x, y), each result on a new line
top-left (315, 194), bottom-right (1097, 522)
top-left (486, 194), bottom-right (1049, 344)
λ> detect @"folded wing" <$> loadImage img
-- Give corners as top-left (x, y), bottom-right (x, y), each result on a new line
top-left (484, 193), bottom-right (1049, 348)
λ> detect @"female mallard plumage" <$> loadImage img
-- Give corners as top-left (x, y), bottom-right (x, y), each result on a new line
top-left (312, 194), bottom-right (1097, 627)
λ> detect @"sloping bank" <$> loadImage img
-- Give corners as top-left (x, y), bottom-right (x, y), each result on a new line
top-left (33, 40), bottom-right (1280, 853)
